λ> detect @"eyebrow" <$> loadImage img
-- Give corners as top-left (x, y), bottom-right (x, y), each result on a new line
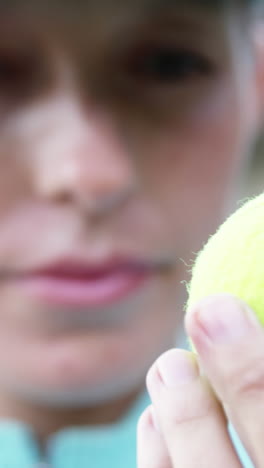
top-left (132, 0), bottom-right (227, 29)
top-left (140, 0), bottom-right (235, 12)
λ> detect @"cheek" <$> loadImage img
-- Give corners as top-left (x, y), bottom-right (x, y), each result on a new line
top-left (0, 146), bottom-right (27, 209)
top-left (82, 271), bottom-right (186, 383)
top-left (138, 86), bottom-right (248, 256)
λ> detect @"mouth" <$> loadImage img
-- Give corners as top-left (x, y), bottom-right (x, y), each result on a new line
top-left (12, 258), bottom-right (158, 308)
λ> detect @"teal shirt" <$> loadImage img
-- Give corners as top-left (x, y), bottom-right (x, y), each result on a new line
top-left (0, 393), bottom-right (148, 468)
top-left (0, 393), bottom-right (254, 467)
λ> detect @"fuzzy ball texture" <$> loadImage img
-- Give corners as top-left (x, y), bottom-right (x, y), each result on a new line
top-left (187, 193), bottom-right (264, 325)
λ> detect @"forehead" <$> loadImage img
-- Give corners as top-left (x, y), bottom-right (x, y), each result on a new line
top-left (0, 0), bottom-right (232, 40)
top-left (0, 0), bottom-right (242, 63)
top-left (0, 0), bottom-right (232, 23)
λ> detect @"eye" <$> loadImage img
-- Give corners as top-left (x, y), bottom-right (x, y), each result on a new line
top-left (124, 44), bottom-right (214, 84)
top-left (0, 49), bottom-right (44, 99)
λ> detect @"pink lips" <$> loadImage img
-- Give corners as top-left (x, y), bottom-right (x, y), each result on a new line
top-left (15, 259), bottom-right (153, 307)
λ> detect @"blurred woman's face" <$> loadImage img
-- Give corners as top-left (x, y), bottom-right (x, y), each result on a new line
top-left (0, 2), bottom-right (260, 406)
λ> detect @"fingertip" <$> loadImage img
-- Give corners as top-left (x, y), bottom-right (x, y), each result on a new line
top-left (137, 405), bottom-right (153, 433)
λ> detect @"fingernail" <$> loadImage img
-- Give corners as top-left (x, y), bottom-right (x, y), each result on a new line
top-left (157, 349), bottom-right (198, 387)
top-left (195, 295), bottom-right (251, 344)
top-left (150, 406), bottom-right (161, 433)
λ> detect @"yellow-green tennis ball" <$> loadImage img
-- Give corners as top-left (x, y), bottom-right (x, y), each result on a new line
top-left (187, 193), bottom-right (264, 326)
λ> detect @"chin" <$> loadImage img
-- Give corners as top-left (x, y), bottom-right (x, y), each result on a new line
top-left (1, 369), bottom-right (146, 409)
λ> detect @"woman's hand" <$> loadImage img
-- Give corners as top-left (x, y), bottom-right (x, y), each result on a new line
top-left (137, 294), bottom-right (264, 467)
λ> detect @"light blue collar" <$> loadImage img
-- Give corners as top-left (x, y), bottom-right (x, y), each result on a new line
top-left (0, 387), bottom-right (254, 468)
top-left (0, 392), bottom-right (150, 468)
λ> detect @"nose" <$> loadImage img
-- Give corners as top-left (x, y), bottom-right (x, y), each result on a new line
top-left (33, 95), bottom-right (137, 217)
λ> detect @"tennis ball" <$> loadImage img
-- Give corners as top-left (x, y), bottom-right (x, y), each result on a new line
top-left (187, 193), bottom-right (264, 325)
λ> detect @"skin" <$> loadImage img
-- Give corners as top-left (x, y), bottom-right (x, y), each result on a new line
top-left (0, 0), bottom-right (262, 445)
top-left (139, 294), bottom-right (264, 467)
